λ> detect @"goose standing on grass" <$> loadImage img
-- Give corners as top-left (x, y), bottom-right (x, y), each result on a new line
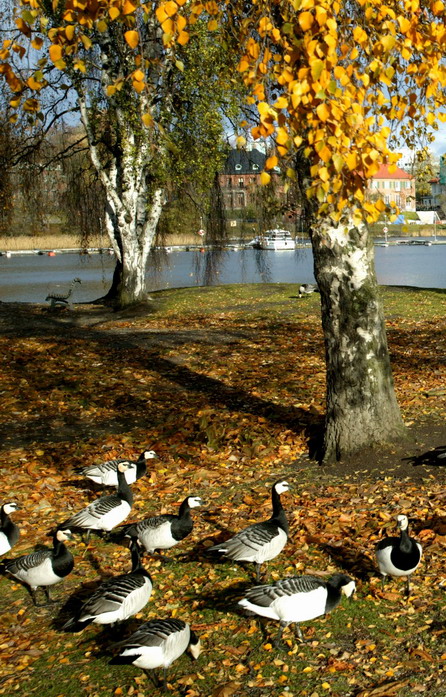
top-left (1, 529), bottom-right (73, 606)
top-left (298, 283), bottom-right (318, 298)
top-left (77, 450), bottom-right (158, 487)
top-left (58, 462), bottom-right (133, 539)
top-left (208, 480), bottom-right (290, 581)
top-left (239, 573), bottom-right (355, 646)
top-left (376, 514), bottom-right (422, 596)
top-left (63, 538), bottom-right (152, 631)
top-left (109, 618), bottom-right (201, 690)
top-left (117, 496), bottom-right (203, 557)
top-left (0, 502), bottom-right (20, 555)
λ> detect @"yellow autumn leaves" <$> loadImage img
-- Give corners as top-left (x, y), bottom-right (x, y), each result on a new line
top-left (228, 0), bottom-right (446, 223)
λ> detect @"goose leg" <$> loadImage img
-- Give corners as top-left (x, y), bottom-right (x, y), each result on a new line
top-left (381, 574), bottom-right (386, 592)
top-left (255, 563), bottom-right (262, 583)
top-left (405, 576), bottom-right (411, 597)
top-left (43, 587), bottom-right (55, 604)
top-left (295, 624), bottom-right (305, 642)
top-left (143, 670), bottom-right (158, 687)
top-left (162, 667), bottom-right (168, 692)
top-left (28, 586), bottom-right (39, 606)
top-left (274, 622), bottom-right (287, 649)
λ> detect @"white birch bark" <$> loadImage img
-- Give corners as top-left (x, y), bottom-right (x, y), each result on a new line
top-left (311, 215), bottom-right (407, 462)
top-left (77, 87), bottom-right (164, 306)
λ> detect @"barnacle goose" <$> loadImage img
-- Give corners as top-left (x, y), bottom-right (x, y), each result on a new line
top-left (58, 462), bottom-right (133, 538)
top-left (109, 618), bottom-right (201, 690)
top-left (117, 496), bottom-right (203, 556)
top-left (63, 538), bottom-right (152, 631)
top-left (376, 513), bottom-right (422, 596)
top-left (208, 480), bottom-right (290, 581)
top-left (78, 450), bottom-right (158, 486)
top-left (1, 529), bottom-right (73, 605)
top-left (298, 283), bottom-right (319, 298)
top-left (0, 502), bottom-right (20, 555)
top-left (239, 573), bottom-right (355, 645)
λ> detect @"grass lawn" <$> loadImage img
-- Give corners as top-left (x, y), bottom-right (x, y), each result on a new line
top-left (0, 284), bottom-right (446, 697)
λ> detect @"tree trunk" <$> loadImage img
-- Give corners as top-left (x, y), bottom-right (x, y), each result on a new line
top-left (311, 216), bottom-right (408, 463)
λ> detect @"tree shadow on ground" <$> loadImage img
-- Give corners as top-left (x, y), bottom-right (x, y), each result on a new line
top-left (0, 302), bottom-right (324, 459)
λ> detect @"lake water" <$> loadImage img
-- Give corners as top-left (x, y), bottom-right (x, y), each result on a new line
top-left (1, 242), bottom-right (446, 303)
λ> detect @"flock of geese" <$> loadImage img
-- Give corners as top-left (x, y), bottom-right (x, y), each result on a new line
top-left (0, 449), bottom-right (423, 691)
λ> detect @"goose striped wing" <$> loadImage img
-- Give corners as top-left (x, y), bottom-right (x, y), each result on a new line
top-left (80, 573), bottom-right (151, 618)
top-left (64, 494), bottom-right (124, 528)
top-left (119, 619), bottom-right (187, 648)
top-left (81, 459), bottom-right (135, 476)
top-left (211, 520), bottom-right (286, 561)
top-left (244, 575), bottom-right (324, 606)
top-left (4, 549), bottom-right (52, 574)
top-left (136, 515), bottom-right (175, 532)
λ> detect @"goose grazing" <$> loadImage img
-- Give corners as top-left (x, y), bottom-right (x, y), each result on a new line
top-left (109, 618), bottom-right (201, 690)
top-left (45, 277), bottom-right (81, 307)
top-left (116, 496), bottom-right (203, 557)
top-left (298, 283), bottom-right (318, 298)
top-left (208, 480), bottom-right (290, 581)
top-left (58, 462), bottom-right (133, 538)
top-left (77, 449), bottom-right (158, 487)
top-left (0, 502), bottom-right (20, 555)
top-left (63, 538), bottom-right (152, 631)
top-left (376, 514), bottom-right (422, 596)
top-left (1, 529), bottom-right (73, 605)
top-left (239, 573), bottom-right (355, 646)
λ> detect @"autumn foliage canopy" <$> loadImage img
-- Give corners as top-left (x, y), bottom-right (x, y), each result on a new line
top-left (2, 0), bottom-right (446, 224)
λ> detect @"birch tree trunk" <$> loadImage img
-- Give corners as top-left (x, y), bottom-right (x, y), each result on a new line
top-left (78, 90), bottom-right (164, 308)
top-left (311, 217), bottom-right (407, 462)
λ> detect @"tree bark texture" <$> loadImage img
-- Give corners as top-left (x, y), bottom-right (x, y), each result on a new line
top-left (311, 218), bottom-right (407, 462)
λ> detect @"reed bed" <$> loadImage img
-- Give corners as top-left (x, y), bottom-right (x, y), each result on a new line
top-left (0, 232), bottom-right (209, 251)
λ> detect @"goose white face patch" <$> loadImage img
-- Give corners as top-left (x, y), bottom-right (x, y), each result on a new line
top-left (144, 451), bottom-right (158, 460)
top-left (397, 514), bottom-right (409, 531)
top-left (3, 503), bottom-right (18, 515)
top-left (275, 481), bottom-right (290, 495)
top-left (341, 580), bottom-right (356, 598)
top-left (188, 497), bottom-right (203, 509)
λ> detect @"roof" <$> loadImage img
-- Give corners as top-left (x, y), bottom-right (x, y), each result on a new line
top-left (223, 148), bottom-right (266, 175)
top-left (372, 164), bottom-right (413, 180)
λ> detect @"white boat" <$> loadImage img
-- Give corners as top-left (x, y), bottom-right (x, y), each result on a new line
top-left (253, 229), bottom-right (296, 250)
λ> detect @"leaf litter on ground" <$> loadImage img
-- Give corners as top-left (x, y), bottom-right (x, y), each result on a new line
top-left (0, 285), bottom-right (446, 696)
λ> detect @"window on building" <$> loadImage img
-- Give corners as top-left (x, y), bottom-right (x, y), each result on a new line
top-left (238, 178), bottom-right (244, 189)
top-left (252, 164), bottom-right (259, 171)
top-left (235, 164), bottom-right (242, 171)
top-left (237, 192), bottom-right (245, 206)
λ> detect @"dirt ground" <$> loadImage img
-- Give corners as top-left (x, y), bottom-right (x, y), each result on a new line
top-left (1, 299), bottom-right (446, 486)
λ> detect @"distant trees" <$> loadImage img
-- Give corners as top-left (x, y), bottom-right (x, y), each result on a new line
top-left (410, 148), bottom-right (439, 202)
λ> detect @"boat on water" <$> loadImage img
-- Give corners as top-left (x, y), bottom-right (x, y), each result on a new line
top-left (252, 229), bottom-right (296, 250)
